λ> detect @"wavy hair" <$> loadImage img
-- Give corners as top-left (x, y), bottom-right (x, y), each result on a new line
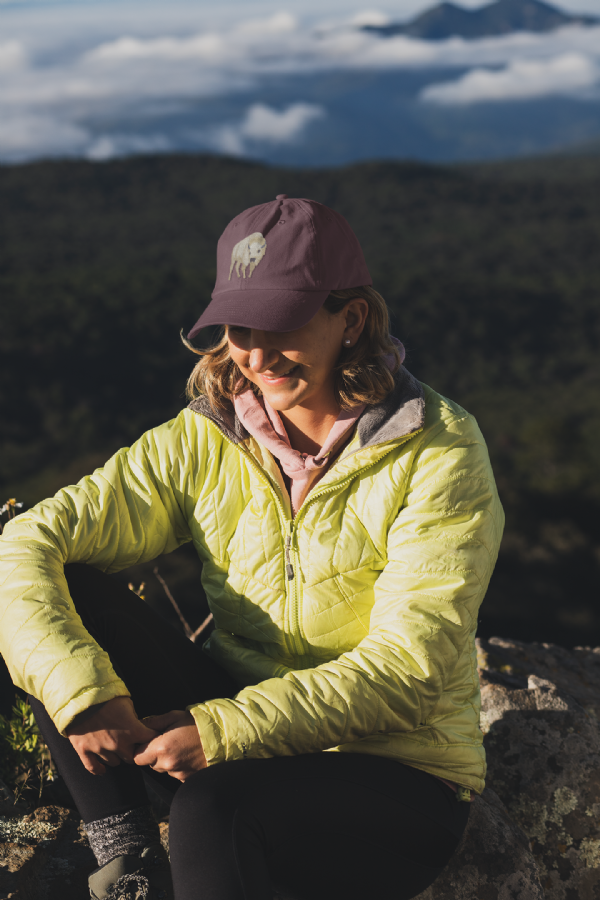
top-left (182, 285), bottom-right (401, 411)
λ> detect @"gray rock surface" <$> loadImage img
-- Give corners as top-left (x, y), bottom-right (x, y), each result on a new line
top-left (481, 674), bottom-right (600, 898)
top-left (415, 788), bottom-right (545, 900)
top-left (478, 636), bottom-right (600, 719)
top-left (0, 804), bottom-right (96, 900)
top-left (416, 637), bottom-right (600, 899)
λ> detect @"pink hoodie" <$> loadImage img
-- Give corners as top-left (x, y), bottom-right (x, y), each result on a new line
top-left (234, 392), bottom-right (365, 514)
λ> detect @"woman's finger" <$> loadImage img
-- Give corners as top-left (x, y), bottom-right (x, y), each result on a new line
top-left (134, 739), bottom-right (151, 755)
top-left (131, 720), bottom-right (160, 742)
top-left (167, 770), bottom-right (188, 783)
top-left (142, 710), bottom-right (186, 731)
top-left (95, 749), bottom-right (123, 768)
top-left (132, 742), bottom-right (158, 768)
top-left (80, 751), bottom-right (106, 776)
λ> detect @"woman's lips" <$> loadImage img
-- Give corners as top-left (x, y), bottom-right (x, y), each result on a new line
top-left (260, 365), bottom-right (300, 385)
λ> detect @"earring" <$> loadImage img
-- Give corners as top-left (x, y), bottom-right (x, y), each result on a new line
top-left (343, 339), bottom-right (352, 346)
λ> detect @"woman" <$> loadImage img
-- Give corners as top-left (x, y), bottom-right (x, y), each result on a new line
top-left (0, 194), bottom-right (504, 900)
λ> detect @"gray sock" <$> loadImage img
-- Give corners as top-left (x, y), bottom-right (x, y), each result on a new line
top-left (85, 805), bottom-right (160, 866)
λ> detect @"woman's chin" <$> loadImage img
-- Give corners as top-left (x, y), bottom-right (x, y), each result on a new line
top-left (261, 384), bottom-right (308, 412)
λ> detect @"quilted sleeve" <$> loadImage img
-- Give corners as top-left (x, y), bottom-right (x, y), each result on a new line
top-left (0, 411), bottom-right (197, 735)
top-left (189, 410), bottom-right (505, 766)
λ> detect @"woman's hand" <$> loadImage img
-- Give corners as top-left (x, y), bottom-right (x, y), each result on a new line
top-left (66, 696), bottom-right (158, 775)
top-left (133, 710), bottom-right (207, 782)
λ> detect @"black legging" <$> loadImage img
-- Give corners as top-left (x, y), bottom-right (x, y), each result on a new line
top-left (30, 564), bottom-right (470, 900)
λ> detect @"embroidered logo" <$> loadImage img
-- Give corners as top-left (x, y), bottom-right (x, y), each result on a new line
top-left (229, 232), bottom-right (267, 280)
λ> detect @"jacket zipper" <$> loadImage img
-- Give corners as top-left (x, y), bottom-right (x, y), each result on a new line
top-left (285, 522), bottom-right (304, 656)
top-left (284, 532), bottom-right (294, 581)
top-left (285, 429), bottom-right (423, 651)
top-left (201, 416), bottom-right (422, 660)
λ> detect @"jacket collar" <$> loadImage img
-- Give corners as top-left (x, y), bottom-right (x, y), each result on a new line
top-left (187, 366), bottom-right (425, 451)
top-left (355, 365), bottom-right (424, 451)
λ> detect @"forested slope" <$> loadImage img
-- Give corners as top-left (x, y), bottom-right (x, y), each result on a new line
top-left (1, 153), bottom-right (599, 647)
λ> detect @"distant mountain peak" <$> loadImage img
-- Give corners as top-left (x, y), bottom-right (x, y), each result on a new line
top-left (362, 0), bottom-right (599, 41)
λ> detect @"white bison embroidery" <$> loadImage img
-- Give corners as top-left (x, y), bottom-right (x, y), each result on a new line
top-left (229, 232), bottom-right (267, 280)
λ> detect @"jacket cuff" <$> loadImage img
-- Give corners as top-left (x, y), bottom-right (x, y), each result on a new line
top-left (188, 704), bottom-right (227, 766)
top-left (54, 682), bottom-right (131, 735)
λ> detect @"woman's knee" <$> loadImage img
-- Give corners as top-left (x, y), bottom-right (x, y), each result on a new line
top-left (170, 767), bottom-right (235, 835)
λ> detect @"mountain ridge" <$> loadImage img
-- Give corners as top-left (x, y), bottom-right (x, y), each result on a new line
top-left (362, 0), bottom-right (599, 41)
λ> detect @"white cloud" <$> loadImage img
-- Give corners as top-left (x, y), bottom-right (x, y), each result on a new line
top-left (0, 108), bottom-right (172, 162)
top-left (0, 40), bottom-right (26, 70)
top-left (235, 11), bottom-right (298, 34)
top-left (85, 12), bottom-right (298, 66)
top-left (241, 101), bottom-right (325, 141)
top-left (87, 133), bottom-right (172, 160)
top-left (208, 101), bottom-right (326, 155)
top-left (348, 10), bottom-right (391, 28)
top-left (86, 32), bottom-right (227, 62)
top-left (0, 112), bottom-right (89, 157)
top-left (74, 16), bottom-right (600, 83)
top-left (421, 53), bottom-right (600, 104)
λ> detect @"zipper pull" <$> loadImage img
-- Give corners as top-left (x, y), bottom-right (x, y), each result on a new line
top-left (285, 535), bottom-right (294, 581)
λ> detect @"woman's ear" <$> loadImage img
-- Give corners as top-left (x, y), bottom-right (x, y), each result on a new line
top-left (342, 298), bottom-right (369, 348)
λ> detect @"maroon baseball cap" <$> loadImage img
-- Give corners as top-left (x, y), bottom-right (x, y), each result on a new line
top-left (187, 194), bottom-right (372, 338)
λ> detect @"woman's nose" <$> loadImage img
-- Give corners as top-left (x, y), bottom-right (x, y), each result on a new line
top-left (248, 337), bottom-right (277, 372)
top-left (248, 347), bottom-right (272, 372)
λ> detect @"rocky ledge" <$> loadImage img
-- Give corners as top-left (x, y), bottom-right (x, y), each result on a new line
top-left (419, 637), bottom-right (600, 900)
top-left (1, 637), bottom-right (599, 900)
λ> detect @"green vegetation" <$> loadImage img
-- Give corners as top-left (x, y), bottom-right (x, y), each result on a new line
top-left (0, 696), bottom-right (53, 803)
top-left (0, 152), bottom-right (599, 647)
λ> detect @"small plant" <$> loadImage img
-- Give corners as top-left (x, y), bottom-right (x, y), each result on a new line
top-left (128, 580), bottom-right (146, 600)
top-left (0, 498), bottom-right (24, 534)
top-left (0, 696), bottom-right (54, 804)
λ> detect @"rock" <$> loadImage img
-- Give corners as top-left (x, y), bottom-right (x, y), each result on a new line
top-left (477, 636), bottom-right (600, 720)
top-left (415, 788), bottom-right (544, 900)
top-left (414, 637), bottom-right (600, 899)
top-left (481, 674), bottom-right (600, 899)
top-left (0, 804), bottom-right (96, 900)
top-left (159, 820), bottom-right (169, 858)
top-left (0, 800), bottom-right (171, 900)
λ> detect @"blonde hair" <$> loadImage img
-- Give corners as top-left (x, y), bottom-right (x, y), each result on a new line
top-left (182, 285), bottom-right (401, 411)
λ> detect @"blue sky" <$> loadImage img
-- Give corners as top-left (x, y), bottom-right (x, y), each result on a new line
top-left (1, 0), bottom-right (599, 163)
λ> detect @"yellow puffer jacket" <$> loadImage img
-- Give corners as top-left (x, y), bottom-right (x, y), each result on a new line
top-left (0, 369), bottom-right (503, 793)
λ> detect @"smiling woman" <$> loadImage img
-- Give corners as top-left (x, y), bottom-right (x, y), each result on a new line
top-left (185, 286), bottom-right (399, 405)
top-left (0, 193), bottom-right (504, 900)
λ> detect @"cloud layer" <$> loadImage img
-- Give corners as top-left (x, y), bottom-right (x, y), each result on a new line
top-left (422, 53), bottom-right (600, 104)
top-left (0, 6), bottom-right (599, 162)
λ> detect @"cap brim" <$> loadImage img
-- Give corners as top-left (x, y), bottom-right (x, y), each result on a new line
top-left (187, 288), bottom-right (330, 340)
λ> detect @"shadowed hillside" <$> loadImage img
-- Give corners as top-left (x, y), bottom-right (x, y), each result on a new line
top-left (1, 152), bottom-right (599, 649)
